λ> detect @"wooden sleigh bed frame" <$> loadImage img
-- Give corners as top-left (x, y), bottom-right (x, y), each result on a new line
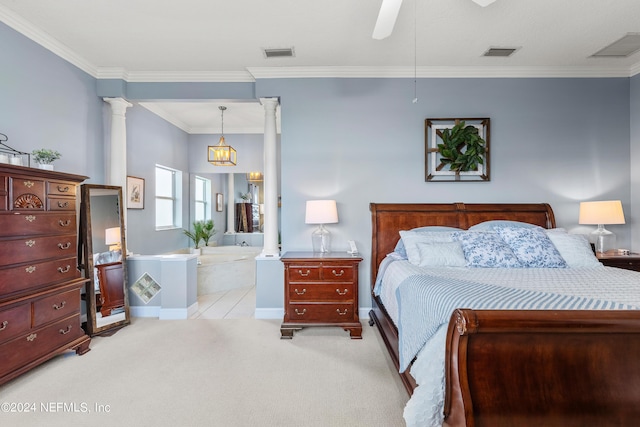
top-left (368, 203), bottom-right (640, 427)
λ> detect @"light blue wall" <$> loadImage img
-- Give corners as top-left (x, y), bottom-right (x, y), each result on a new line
top-left (256, 77), bottom-right (632, 306)
top-left (0, 22), bottom-right (103, 178)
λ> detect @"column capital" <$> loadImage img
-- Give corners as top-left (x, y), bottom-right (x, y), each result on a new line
top-left (259, 97), bottom-right (279, 112)
top-left (103, 97), bottom-right (133, 116)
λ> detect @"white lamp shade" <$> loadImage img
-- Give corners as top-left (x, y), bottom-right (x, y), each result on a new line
top-left (578, 200), bottom-right (625, 225)
top-left (105, 227), bottom-right (121, 245)
top-left (305, 200), bottom-right (338, 224)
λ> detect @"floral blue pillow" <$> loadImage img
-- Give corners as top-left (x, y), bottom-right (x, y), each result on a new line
top-left (452, 231), bottom-right (522, 268)
top-left (496, 227), bottom-right (567, 268)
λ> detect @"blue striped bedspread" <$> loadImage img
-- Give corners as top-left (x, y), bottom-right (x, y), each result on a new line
top-left (396, 274), bottom-right (638, 372)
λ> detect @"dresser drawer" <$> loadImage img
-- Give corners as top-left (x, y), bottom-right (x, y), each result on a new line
top-left (321, 265), bottom-right (355, 282)
top-left (47, 181), bottom-right (77, 197)
top-left (0, 234), bottom-right (76, 265)
top-left (0, 303), bottom-right (31, 345)
top-left (288, 283), bottom-right (355, 302)
top-left (287, 303), bottom-right (357, 323)
top-left (0, 314), bottom-right (83, 378)
top-left (48, 197), bottom-right (75, 211)
top-left (0, 212), bottom-right (76, 236)
top-left (11, 177), bottom-right (46, 210)
top-left (287, 263), bottom-right (321, 281)
top-left (0, 256), bottom-right (79, 298)
top-left (33, 289), bottom-right (80, 327)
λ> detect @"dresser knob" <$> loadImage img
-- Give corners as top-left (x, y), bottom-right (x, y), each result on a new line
top-left (58, 219), bottom-right (71, 227)
top-left (298, 269), bottom-right (311, 277)
top-left (336, 308), bottom-right (349, 316)
top-left (23, 180), bottom-right (35, 188)
top-left (294, 288), bottom-right (306, 295)
top-left (58, 242), bottom-right (71, 250)
top-left (58, 265), bottom-right (71, 273)
top-left (332, 269), bottom-right (345, 277)
top-left (53, 301), bottom-right (66, 310)
top-left (25, 266), bottom-right (36, 274)
top-left (59, 326), bottom-right (72, 335)
top-left (57, 185), bottom-right (70, 193)
top-left (26, 333), bottom-right (37, 342)
top-left (25, 215), bottom-right (37, 223)
top-left (294, 308), bottom-right (307, 316)
top-left (336, 289), bottom-right (348, 296)
top-left (57, 201), bottom-right (69, 208)
top-left (25, 240), bottom-right (36, 248)
top-left (0, 320), bottom-right (7, 331)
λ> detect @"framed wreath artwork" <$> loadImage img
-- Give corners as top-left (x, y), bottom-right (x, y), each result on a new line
top-left (425, 118), bottom-right (490, 182)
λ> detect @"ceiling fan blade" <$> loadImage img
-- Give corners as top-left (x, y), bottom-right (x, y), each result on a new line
top-left (471, 0), bottom-right (497, 6)
top-left (372, 0), bottom-right (403, 40)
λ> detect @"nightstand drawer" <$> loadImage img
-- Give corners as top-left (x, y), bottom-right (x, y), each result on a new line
top-left (597, 255), bottom-right (640, 272)
top-left (288, 284), bottom-right (355, 302)
top-left (287, 264), bottom-right (321, 281)
top-left (287, 303), bottom-right (357, 323)
top-left (321, 265), bottom-right (354, 282)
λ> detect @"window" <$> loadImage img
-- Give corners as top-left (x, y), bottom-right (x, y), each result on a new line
top-left (155, 165), bottom-right (182, 229)
top-left (194, 176), bottom-right (211, 221)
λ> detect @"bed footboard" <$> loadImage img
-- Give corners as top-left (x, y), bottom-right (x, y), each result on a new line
top-left (444, 309), bottom-right (640, 427)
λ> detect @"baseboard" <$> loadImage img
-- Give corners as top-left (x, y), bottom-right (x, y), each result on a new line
top-left (130, 305), bottom-right (160, 318)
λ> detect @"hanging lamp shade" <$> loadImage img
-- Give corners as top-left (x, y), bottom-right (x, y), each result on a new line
top-left (208, 106), bottom-right (237, 166)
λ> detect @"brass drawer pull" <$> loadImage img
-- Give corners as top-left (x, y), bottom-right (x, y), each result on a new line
top-left (332, 269), bottom-right (345, 277)
top-left (57, 201), bottom-right (69, 208)
top-left (294, 308), bottom-right (307, 316)
top-left (59, 326), bottom-right (72, 335)
top-left (53, 301), bottom-right (66, 310)
top-left (58, 242), bottom-right (71, 250)
top-left (58, 265), bottom-right (71, 273)
top-left (25, 266), bottom-right (36, 273)
top-left (297, 269), bottom-right (311, 277)
top-left (294, 288), bottom-right (306, 295)
top-left (336, 289), bottom-right (348, 296)
top-left (0, 320), bottom-right (8, 331)
top-left (25, 240), bottom-right (36, 247)
top-left (336, 308), bottom-right (349, 316)
top-left (26, 333), bottom-right (37, 342)
top-left (25, 215), bottom-right (36, 223)
top-left (57, 185), bottom-right (70, 193)
top-left (23, 180), bottom-right (35, 188)
top-left (58, 219), bottom-right (71, 227)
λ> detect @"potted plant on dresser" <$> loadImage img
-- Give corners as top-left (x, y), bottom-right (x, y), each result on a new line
top-left (31, 148), bottom-right (61, 170)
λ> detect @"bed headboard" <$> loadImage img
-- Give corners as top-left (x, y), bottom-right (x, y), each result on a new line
top-left (369, 203), bottom-right (556, 289)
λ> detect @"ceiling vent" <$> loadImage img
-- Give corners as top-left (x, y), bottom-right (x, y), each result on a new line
top-left (483, 47), bottom-right (518, 57)
top-left (263, 47), bottom-right (295, 59)
top-left (591, 33), bottom-right (640, 57)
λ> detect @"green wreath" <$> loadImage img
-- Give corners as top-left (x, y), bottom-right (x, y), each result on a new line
top-left (437, 121), bottom-right (486, 172)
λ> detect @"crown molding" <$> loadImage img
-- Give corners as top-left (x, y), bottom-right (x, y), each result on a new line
top-left (0, 5), bottom-right (97, 76)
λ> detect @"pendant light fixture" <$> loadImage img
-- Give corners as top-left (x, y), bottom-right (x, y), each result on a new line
top-left (208, 106), bottom-right (237, 166)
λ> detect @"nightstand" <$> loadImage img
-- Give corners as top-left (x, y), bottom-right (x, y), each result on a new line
top-left (280, 251), bottom-right (363, 339)
top-left (596, 253), bottom-right (640, 272)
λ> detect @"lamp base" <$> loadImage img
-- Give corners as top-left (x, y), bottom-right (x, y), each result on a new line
top-left (591, 225), bottom-right (616, 254)
top-left (311, 224), bottom-right (331, 253)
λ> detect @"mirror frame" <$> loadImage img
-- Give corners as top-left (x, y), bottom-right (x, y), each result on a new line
top-left (80, 184), bottom-right (130, 336)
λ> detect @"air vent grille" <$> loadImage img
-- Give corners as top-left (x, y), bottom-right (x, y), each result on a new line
top-left (591, 33), bottom-right (640, 57)
top-left (263, 47), bottom-right (295, 58)
top-left (483, 47), bottom-right (518, 57)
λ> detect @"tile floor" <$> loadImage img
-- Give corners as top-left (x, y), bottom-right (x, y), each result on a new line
top-left (190, 286), bottom-right (256, 319)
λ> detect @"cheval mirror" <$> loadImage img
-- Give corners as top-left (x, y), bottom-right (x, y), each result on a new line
top-left (79, 184), bottom-right (130, 336)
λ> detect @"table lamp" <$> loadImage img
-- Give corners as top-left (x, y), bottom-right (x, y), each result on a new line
top-left (578, 200), bottom-right (625, 253)
top-left (105, 227), bottom-right (122, 252)
top-left (305, 200), bottom-right (338, 253)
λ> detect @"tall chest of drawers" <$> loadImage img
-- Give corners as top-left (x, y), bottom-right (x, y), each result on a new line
top-left (280, 252), bottom-right (363, 339)
top-left (0, 164), bottom-right (91, 386)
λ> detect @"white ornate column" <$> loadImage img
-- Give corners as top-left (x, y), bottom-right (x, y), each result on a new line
top-left (260, 97), bottom-right (279, 257)
top-left (226, 173), bottom-right (235, 234)
top-left (103, 97), bottom-right (132, 191)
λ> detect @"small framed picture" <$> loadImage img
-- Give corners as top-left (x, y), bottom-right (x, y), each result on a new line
top-left (216, 193), bottom-right (223, 212)
top-left (127, 176), bottom-right (145, 209)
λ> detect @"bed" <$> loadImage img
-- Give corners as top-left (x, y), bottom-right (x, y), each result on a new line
top-left (368, 202), bottom-right (640, 427)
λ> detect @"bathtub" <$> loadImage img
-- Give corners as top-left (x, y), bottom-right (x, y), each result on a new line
top-left (196, 246), bottom-right (262, 295)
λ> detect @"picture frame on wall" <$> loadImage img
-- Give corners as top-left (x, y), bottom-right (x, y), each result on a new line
top-left (425, 118), bottom-right (490, 182)
top-left (216, 193), bottom-right (223, 212)
top-left (127, 176), bottom-right (145, 209)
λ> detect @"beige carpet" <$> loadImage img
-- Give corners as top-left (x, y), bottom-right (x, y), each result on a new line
top-left (1, 318), bottom-right (408, 427)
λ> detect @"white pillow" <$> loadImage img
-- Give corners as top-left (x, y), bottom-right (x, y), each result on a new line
top-left (469, 220), bottom-right (541, 232)
top-left (415, 242), bottom-right (467, 267)
top-left (545, 231), bottom-right (602, 268)
top-left (399, 230), bottom-right (456, 266)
